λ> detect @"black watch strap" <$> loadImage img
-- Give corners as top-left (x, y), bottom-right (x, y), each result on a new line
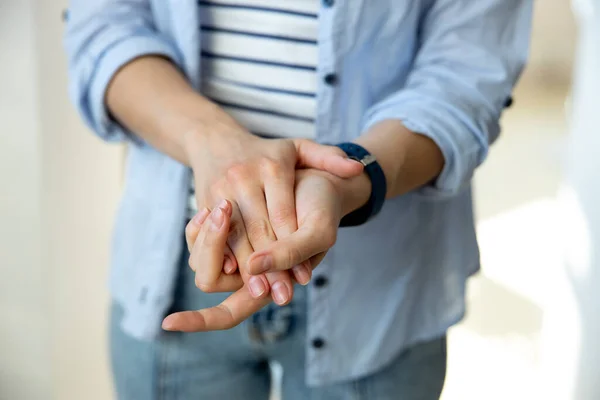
top-left (336, 143), bottom-right (387, 227)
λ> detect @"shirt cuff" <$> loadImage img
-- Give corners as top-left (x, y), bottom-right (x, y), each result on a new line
top-left (89, 33), bottom-right (184, 142)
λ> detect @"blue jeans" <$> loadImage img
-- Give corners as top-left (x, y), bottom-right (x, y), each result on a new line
top-left (110, 246), bottom-right (447, 400)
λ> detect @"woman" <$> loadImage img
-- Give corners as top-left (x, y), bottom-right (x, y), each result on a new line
top-left (65, 0), bottom-right (532, 398)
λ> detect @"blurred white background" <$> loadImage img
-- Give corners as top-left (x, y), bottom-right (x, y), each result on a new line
top-left (0, 1), bottom-right (581, 399)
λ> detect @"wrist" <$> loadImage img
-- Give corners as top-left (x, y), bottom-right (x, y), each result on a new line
top-left (180, 103), bottom-right (253, 168)
top-left (336, 172), bottom-right (372, 217)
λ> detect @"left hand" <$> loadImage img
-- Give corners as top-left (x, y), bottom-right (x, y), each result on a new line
top-left (245, 169), bottom-right (346, 276)
top-left (162, 168), bottom-right (369, 332)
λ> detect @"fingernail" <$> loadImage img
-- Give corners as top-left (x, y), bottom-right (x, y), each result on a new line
top-left (162, 316), bottom-right (176, 331)
top-left (251, 254), bottom-right (272, 274)
top-left (292, 264), bottom-right (311, 286)
top-left (193, 208), bottom-right (210, 225)
top-left (249, 276), bottom-right (266, 298)
top-left (223, 257), bottom-right (236, 274)
top-left (272, 281), bottom-right (290, 305)
top-left (210, 207), bottom-right (224, 230)
top-left (217, 199), bottom-right (229, 211)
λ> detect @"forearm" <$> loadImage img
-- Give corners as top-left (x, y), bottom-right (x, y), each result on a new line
top-left (355, 120), bottom-right (444, 198)
top-left (106, 56), bottom-right (245, 165)
top-left (338, 120), bottom-right (444, 216)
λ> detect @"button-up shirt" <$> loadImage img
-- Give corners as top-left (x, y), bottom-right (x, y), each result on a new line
top-left (64, 0), bottom-right (532, 386)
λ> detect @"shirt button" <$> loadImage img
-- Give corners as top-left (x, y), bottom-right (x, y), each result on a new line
top-left (504, 96), bottom-right (514, 108)
top-left (314, 276), bottom-right (328, 288)
top-left (322, 0), bottom-right (335, 7)
top-left (324, 73), bottom-right (338, 86)
top-left (312, 338), bottom-right (326, 349)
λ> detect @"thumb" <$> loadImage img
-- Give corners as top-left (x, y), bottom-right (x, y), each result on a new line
top-left (293, 139), bottom-right (363, 178)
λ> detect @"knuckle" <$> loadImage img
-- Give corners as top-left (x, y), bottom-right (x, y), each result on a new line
top-left (321, 226), bottom-right (338, 248)
top-left (226, 163), bottom-right (250, 184)
top-left (194, 276), bottom-right (217, 293)
top-left (279, 139), bottom-right (296, 155)
top-left (269, 206), bottom-right (294, 228)
top-left (246, 219), bottom-right (273, 241)
top-left (309, 210), bottom-right (338, 248)
top-left (259, 157), bottom-right (281, 177)
top-left (286, 246), bottom-right (304, 267)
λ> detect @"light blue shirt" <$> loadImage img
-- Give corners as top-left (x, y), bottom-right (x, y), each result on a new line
top-left (64, 0), bottom-right (532, 386)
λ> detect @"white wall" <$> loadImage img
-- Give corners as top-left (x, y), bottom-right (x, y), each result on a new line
top-left (0, 2), bottom-right (49, 398)
top-left (35, 1), bottom-right (123, 399)
top-left (524, 0), bottom-right (577, 86)
top-left (0, 1), bottom-right (122, 399)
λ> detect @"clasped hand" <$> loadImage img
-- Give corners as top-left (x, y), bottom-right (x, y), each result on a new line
top-left (162, 134), bottom-right (366, 332)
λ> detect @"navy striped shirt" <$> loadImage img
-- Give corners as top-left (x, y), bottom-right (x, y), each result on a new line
top-left (199, 0), bottom-right (318, 138)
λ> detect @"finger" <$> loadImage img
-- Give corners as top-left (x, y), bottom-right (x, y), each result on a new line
top-left (236, 184), bottom-right (294, 305)
top-left (291, 262), bottom-right (312, 285)
top-left (196, 272), bottom-right (244, 293)
top-left (309, 252), bottom-right (327, 269)
top-left (247, 223), bottom-right (335, 275)
top-left (223, 246), bottom-right (238, 275)
top-left (223, 258), bottom-right (236, 275)
top-left (294, 139), bottom-right (363, 178)
top-left (227, 202), bottom-right (270, 300)
top-left (185, 208), bottom-right (210, 253)
top-left (162, 286), bottom-right (271, 332)
top-left (190, 200), bottom-right (232, 285)
top-left (264, 172), bottom-right (312, 286)
top-left (192, 203), bottom-right (244, 292)
top-left (188, 207), bottom-right (238, 276)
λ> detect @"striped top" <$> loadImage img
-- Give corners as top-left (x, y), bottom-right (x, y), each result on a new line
top-left (190, 0), bottom-right (319, 214)
top-left (199, 0), bottom-right (319, 138)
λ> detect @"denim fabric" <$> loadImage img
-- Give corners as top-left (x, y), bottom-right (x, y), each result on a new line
top-left (110, 246), bottom-right (447, 400)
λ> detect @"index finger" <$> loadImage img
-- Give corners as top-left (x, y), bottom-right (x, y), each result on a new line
top-left (247, 223), bottom-right (335, 275)
top-left (264, 174), bottom-right (312, 286)
top-left (162, 286), bottom-right (271, 332)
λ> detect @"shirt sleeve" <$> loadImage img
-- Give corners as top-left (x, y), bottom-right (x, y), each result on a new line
top-left (362, 0), bottom-right (533, 198)
top-left (64, 0), bottom-right (184, 142)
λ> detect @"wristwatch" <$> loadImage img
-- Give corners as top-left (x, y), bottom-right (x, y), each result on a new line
top-left (335, 142), bottom-right (387, 227)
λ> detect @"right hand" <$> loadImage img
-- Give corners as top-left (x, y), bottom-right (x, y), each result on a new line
top-left (184, 121), bottom-right (362, 305)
